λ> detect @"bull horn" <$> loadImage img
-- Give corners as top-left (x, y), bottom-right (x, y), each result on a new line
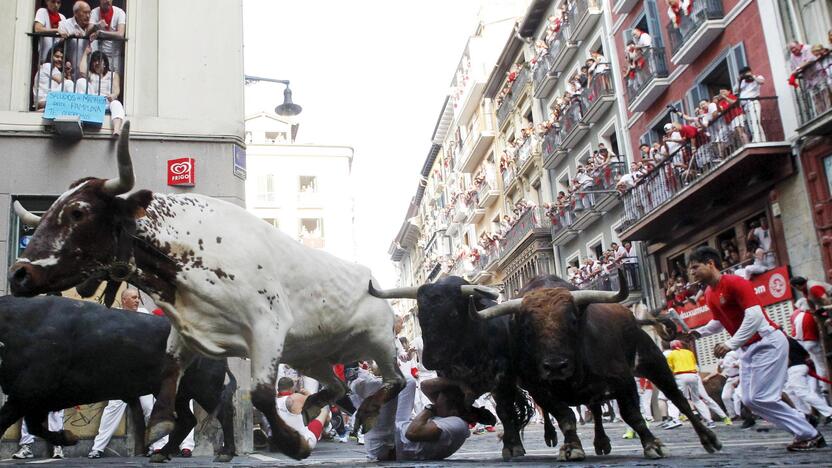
top-left (368, 280), bottom-right (419, 299)
top-left (571, 269), bottom-right (629, 308)
top-left (13, 201), bottom-right (41, 227)
top-left (473, 298), bottom-right (523, 320)
top-left (102, 121), bottom-right (135, 195)
top-left (460, 285), bottom-right (500, 300)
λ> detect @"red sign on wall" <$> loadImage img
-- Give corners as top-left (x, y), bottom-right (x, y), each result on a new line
top-left (167, 158), bottom-right (195, 187)
top-left (680, 266), bottom-right (793, 329)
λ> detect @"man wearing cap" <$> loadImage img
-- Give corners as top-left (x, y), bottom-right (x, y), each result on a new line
top-left (688, 246), bottom-right (825, 451)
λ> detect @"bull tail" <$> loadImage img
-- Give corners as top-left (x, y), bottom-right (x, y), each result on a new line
top-left (636, 317), bottom-right (677, 342)
top-left (514, 388), bottom-right (535, 431)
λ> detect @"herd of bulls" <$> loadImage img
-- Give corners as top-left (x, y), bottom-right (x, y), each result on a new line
top-left (2, 122), bottom-right (722, 462)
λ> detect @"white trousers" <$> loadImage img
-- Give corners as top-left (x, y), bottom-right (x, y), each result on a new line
top-left (657, 391), bottom-right (680, 419)
top-left (359, 375), bottom-right (417, 460)
top-left (740, 330), bottom-right (818, 440)
top-left (640, 389), bottom-right (654, 420)
top-left (799, 340), bottom-right (829, 395)
top-left (696, 376), bottom-right (727, 419)
top-left (675, 373), bottom-right (712, 422)
top-left (91, 396), bottom-right (194, 453)
top-left (786, 364), bottom-right (832, 417)
top-left (722, 376), bottom-right (740, 418)
top-left (20, 411), bottom-right (64, 446)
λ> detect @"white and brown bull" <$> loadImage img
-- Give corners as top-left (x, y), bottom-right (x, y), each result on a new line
top-left (8, 123), bottom-right (404, 459)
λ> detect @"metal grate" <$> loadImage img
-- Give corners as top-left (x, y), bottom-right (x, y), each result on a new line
top-left (695, 301), bottom-right (794, 371)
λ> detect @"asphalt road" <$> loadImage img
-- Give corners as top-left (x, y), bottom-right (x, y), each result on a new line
top-left (1, 419), bottom-right (829, 467)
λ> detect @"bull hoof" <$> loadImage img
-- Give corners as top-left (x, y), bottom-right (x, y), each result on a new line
top-left (60, 430), bottom-right (79, 446)
top-left (501, 444), bottom-right (526, 461)
top-left (213, 453), bottom-right (235, 462)
top-left (149, 452), bottom-right (170, 463)
top-left (544, 428), bottom-right (558, 447)
top-left (699, 428), bottom-right (722, 453)
top-left (147, 420), bottom-right (175, 444)
top-left (643, 439), bottom-right (668, 459)
top-left (594, 435), bottom-right (612, 455)
top-left (558, 443), bottom-right (586, 461)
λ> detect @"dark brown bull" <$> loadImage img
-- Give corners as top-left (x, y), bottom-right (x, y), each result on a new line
top-left (476, 274), bottom-right (722, 460)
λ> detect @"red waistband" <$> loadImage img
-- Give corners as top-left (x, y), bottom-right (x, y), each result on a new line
top-left (674, 370), bottom-right (698, 375)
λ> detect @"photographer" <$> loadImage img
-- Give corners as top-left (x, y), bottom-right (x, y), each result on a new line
top-left (737, 66), bottom-right (766, 142)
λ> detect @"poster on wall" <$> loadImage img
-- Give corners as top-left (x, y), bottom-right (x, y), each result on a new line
top-left (680, 266), bottom-right (793, 329)
top-left (167, 158), bottom-right (195, 187)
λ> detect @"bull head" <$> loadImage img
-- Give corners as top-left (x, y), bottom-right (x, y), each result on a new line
top-left (472, 269), bottom-right (629, 320)
top-left (8, 122), bottom-right (145, 297)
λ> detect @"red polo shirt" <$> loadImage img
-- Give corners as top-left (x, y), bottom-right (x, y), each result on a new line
top-left (704, 274), bottom-right (778, 347)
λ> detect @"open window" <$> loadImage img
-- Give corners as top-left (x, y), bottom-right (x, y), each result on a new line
top-left (716, 228), bottom-right (740, 267)
top-left (299, 175), bottom-right (317, 193)
top-left (685, 44), bottom-right (747, 113)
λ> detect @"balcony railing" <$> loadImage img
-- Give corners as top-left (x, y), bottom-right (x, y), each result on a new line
top-left (666, 0), bottom-right (725, 58)
top-left (547, 18), bottom-right (574, 68)
top-left (496, 67), bottom-right (530, 127)
top-left (580, 262), bottom-right (641, 292)
top-left (499, 207), bottom-right (551, 258)
top-left (533, 53), bottom-right (555, 88)
top-left (476, 179), bottom-right (493, 201)
top-left (568, 0), bottom-right (602, 41)
top-left (516, 137), bottom-right (534, 169)
top-left (550, 207), bottom-right (575, 238)
top-left (501, 165), bottom-right (516, 189)
top-left (541, 126), bottom-right (564, 167)
top-left (794, 56), bottom-right (832, 130)
top-left (582, 69), bottom-right (614, 115)
top-left (560, 98), bottom-right (585, 143)
top-left (625, 47), bottom-right (669, 104)
top-left (621, 97), bottom-right (783, 229)
top-left (29, 33), bottom-right (127, 111)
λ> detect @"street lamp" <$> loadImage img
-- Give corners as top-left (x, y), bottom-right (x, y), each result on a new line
top-left (244, 75), bottom-right (303, 117)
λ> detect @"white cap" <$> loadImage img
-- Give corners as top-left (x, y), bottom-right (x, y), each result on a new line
top-left (663, 123), bottom-right (674, 131)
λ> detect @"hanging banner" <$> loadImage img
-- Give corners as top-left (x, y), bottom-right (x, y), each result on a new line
top-left (680, 266), bottom-right (793, 329)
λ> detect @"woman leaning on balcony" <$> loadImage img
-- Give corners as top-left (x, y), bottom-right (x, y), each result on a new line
top-left (77, 46), bottom-right (124, 136)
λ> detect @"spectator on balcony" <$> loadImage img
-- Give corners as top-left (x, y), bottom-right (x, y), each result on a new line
top-left (735, 248), bottom-right (774, 280)
top-left (747, 217), bottom-right (772, 255)
top-left (34, 0), bottom-right (66, 64)
top-left (58, 1), bottom-right (95, 77)
top-left (789, 41), bottom-right (816, 73)
top-left (90, 0), bottom-right (127, 75)
top-left (736, 66), bottom-right (766, 142)
top-left (33, 44), bottom-right (75, 109)
top-left (574, 166), bottom-right (595, 210)
top-left (667, 0), bottom-right (692, 29)
top-left (75, 48), bottom-right (123, 135)
top-left (633, 28), bottom-right (653, 60)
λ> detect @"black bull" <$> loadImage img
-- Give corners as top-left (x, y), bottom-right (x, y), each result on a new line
top-left (0, 295), bottom-right (237, 462)
top-left (372, 274), bottom-right (721, 461)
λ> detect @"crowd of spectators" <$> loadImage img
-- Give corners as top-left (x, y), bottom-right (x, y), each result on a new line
top-left (566, 241), bottom-right (638, 288)
top-left (788, 33), bottom-right (832, 118)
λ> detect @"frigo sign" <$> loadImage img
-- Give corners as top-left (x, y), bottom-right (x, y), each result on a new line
top-left (167, 158), bottom-right (195, 187)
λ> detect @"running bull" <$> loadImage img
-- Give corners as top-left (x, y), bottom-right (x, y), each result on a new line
top-left (8, 122), bottom-right (403, 459)
top-left (369, 271), bottom-right (722, 461)
top-left (0, 295), bottom-right (237, 461)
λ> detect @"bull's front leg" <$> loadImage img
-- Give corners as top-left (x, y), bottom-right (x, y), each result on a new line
top-left (589, 403), bottom-right (611, 455)
top-left (249, 320), bottom-right (311, 460)
top-left (148, 328), bottom-right (194, 445)
top-left (543, 399), bottom-right (586, 461)
top-left (493, 380), bottom-right (529, 461)
top-left (300, 363), bottom-right (349, 425)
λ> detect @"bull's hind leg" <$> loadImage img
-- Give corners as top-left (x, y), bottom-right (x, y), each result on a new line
top-left (126, 398), bottom-right (148, 456)
top-left (250, 322), bottom-right (311, 460)
top-left (152, 396), bottom-right (196, 463)
top-left (634, 329), bottom-right (721, 455)
top-left (148, 329), bottom-right (195, 445)
top-left (22, 412), bottom-right (77, 447)
top-left (300, 363), bottom-right (349, 425)
top-left (614, 379), bottom-right (666, 459)
top-left (589, 403), bottom-right (611, 455)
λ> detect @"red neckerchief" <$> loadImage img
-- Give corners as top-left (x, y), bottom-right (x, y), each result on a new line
top-left (101, 6), bottom-right (114, 28)
top-left (277, 391), bottom-right (293, 397)
top-left (48, 10), bottom-right (61, 28)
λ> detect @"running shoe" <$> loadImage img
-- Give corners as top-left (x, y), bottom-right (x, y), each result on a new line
top-left (87, 450), bottom-right (103, 459)
top-left (13, 445), bottom-right (33, 459)
top-left (723, 417), bottom-right (733, 426)
top-left (52, 446), bottom-right (64, 459)
top-left (787, 434), bottom-right (827, 452)
top-left (706, 421), bottom-right (717, 428)
top-left (623, 428), bottom-right (635, 439)
top-left (664, 420), bottom-right (682, 430)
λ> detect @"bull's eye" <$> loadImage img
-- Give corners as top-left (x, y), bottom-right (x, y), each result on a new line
top-left (70, 209), bottom-right (84, 221)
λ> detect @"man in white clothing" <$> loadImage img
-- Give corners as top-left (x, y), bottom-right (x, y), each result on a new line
top-left (736, 66), bottom-right (766, 142)
top-left (90, 0), bottom-right (127, 75)
top-left (58, 1), bottom-right (94, 78)
top-left (688, 246), bottom-right (824, 451)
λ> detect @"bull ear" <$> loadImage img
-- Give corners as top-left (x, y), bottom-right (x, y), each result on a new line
top-left (125, 190), bottom-right (153, 219)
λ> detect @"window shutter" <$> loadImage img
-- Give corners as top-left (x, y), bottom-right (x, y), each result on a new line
top-left (644, 1), bottom-right (664, 48)
top-left (727, 42), bottom-right (748, 89)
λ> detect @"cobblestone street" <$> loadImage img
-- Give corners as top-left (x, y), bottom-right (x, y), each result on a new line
top-left (1, 421), bottom-right (829, 467)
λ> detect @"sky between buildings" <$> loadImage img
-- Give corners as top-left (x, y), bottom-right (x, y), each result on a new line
top-left (243, 0), bottom-right (492, 285)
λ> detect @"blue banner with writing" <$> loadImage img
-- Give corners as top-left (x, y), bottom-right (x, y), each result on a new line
top-left (43, 92), bottom-right (107, 124)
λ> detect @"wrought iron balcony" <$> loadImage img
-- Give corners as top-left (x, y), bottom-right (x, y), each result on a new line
top-left (496, 67), bottom-right (530, 128)
top-left (501, 165), bottom-right (516, 190)
top-left (580, 262), bottom-right (641, 292)
top-left (560, 98), bottom-right (589, 149)
top-left (515, 137), bottom-right (535, 174)
top-left (533, 53), bottom-right (559, 98)
top-left (477, 178), bottom-right (500, 208)
top-left (547, 20), bottom-right (579, 76)
top-left (568, 0), bottom-right (602, 42)
top-left (667, 0), bottom-right (725, 65)
top-left (582, 69), bottom-right (615, 123)
top-left (541, 126), bottom-right (565, 169)
top-left (619, 97), bottom-right (788, 241)
top-left (794, 57), bottom-right (832, 135)
top-left (625, 47), bottom-right (670, 112)
top-left (499, 207), bottom-right (551, 260)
